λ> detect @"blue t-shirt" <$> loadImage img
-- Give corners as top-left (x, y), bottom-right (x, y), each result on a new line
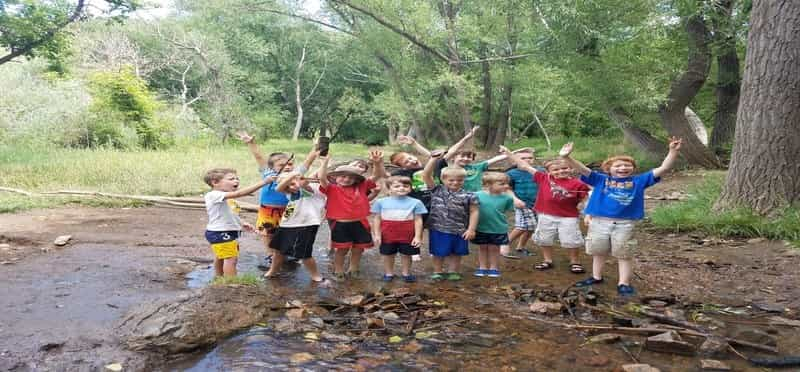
top-left (259, 165), bottom-right (307, 207)
top-left (506, 167), bottom-right (542, 208)
top-left (581, 170), bottom-right (660, 220)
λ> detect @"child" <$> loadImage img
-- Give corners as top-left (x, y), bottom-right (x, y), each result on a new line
top-left (203, 168), bottom-right (270, 277)
top-left (560, 138), bottom-right (682, 296)
top-left (266, 167), bottom-right (328, 283)
top-left (443, 127), bottom-right (530, 192)
top-left (472, 172), bottom-right (516, 278)
top-left (422, 152), bottom-right (479, 281)
top-left (371, 176), bottom-right (427, 282)
top-left (503, 148), bottom-right (541, 258)
top-left (319, 150), bottom-right (386, 279)
top-left (348, 159), bottom-right (380, 201)
top-left (502, 146), bottom-right (590, 274)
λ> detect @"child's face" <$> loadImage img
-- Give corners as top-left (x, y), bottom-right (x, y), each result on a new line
top-left (271, 157), bottom-right (294, 173)
top-left (454, 153), bottom-right (475, 167)
top-left (518, 152), bottom-right (535, 165)
top-left (608, 160), bottom-right (635, 178)
top-left (388, 181), bottom-right (411, 196)
top-left (547, 162), bottom-right (573, 179)
top-left (336, 175), bottom-right (357, 187)
top-left (397, 154), bottom-right (421, 169)
top-left (442, 174), bottom-right (465, 191)
top-left (488, 180), bottom-right (509, 194)
top-left (213, 173), bottom-right (240, 192)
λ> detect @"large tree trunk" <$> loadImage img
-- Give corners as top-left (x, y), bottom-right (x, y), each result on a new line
top-left (709, 0), bottom-right (741, 155)
top-left (291, 47), bottom-right (306, 140)
top-left (491, 83), bottom-right (512, 151)
top-left (375, 52), bottom-right (424, 142)
top-left (717, 0), bottom-right (800, 215)
top-left (608, 107), bottom-right (667, 158)
top-left (658, 15), bottom-right (722, 168)
top-left (439, 0), bottom-right (473, 136)
top-left (478, 43), bottom-right (493, 147)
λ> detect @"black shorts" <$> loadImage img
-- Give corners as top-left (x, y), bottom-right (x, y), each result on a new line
top-left (269, 225), bottom-right (319, 259)
top-left (471, 232), bottom-right (510, 246)
top-left (380, 242), bottom-right (420, 256)
top-left (330, 220), bottom-right (373, 249)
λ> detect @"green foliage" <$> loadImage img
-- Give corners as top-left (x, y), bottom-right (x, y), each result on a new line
top-left (650, 173), bottom-right (800, 246)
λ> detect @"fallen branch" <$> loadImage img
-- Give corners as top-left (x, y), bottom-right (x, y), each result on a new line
top-left (0, 186), bottom-right (34, 196)
top-left (413, 318), bottom-right (469, 333)
top-left (640, 309), bottom-right (706, 332)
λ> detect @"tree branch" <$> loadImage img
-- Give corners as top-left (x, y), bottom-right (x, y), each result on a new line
top-left (244, 4), bottom-right (357, 36)
top-left (0, 0), bottom-right (86, 65)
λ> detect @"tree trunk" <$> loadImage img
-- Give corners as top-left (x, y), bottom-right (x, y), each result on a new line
top-left (291, 47), bottom-right (307, 140)
top-left (685, 107), bottom-right (709, 146)
top-left (709, 0), bottom-right (741, 154)
top-left (717, 0), bottom-right (800, 215)
top-left (479, 43), bottom-right (493, 147)
top-left (439, 0), bottom-right (473, 136)
top-left (375, 52), bottom-right (423, 141)
top-left (491, 83), bottom-right (512, 150)
top-left (608, 107), bottom-right (666, 158)
top-left (658, 15), bottom-right (722, 168)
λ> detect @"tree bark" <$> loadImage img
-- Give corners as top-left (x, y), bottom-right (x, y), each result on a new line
top-left (709, 0), bottom-right (741, 154)
top-left (717, 0), bottom-right (800, 215)
top-left (658, 15), bottom-right (722, 168)
top-left (608, 107), bottom-right (667, 158)
top-left (685, 107), bottom-right (709, 146)
top-left (479, 43), bottom-right (493, 147)
top-left (439, 0), bottom-right (474, 136)
top-left (491, 83), bottom-right (512, 150)
top-left (291, 46), bottom-right (306, 140)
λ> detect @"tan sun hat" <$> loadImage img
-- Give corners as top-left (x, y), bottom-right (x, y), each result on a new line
top-left (276, 171), bottom-right (302, 193)
top-left (327, 165), bottom-right (366, 183)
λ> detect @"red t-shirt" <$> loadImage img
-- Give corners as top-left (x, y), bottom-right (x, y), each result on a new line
top-left (320, 179), bottom-right (377, 220)
top-left (532, 172), bottom-right (590, 217)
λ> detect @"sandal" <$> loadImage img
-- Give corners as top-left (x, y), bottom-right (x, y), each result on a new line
top-left (569, 263), bottom-right (586, 274)
top-left (534, 261), bottom-right (554, 270)
top-left (402, 275), bottom-right (417, 283)
top-left (575, 277), bottom-right (604, 287)
top-left (382, 274), bottom-right (395, 282)
top-left (430, 272), bottom-right (446, 281)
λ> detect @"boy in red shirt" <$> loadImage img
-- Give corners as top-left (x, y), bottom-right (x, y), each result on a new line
top-left (319, 149), bottom-right (386, 279)
top-left (503, 147), bottom-right (590, 274)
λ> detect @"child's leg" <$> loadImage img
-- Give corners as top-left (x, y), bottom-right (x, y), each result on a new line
top-left (222, 257), bottom-right (238, 276)
top-left (568, 248), bottom-right (581, 264)
top-left (301, 258), bottom-right (323, 282)
top-left (618, 259), bottom-right (633, 285)
top-left (349, 248), bottom-right (364, 273)
top-left (541, 245), bottom-right (554, 263)
top-left (518, 231), bottom-right (533, 250)
top-left (446, 255), bottom-right (462, 272)
top-left (432, 256), bottom-right (445, 273)
top-left (214, 258), bottom-right (224, 277)
top-left (383, 254), bottom-right (397, 277)
top-left (334, 248), bottom-right (348, 274)
top-left (477, 245), bottom-right (489, 269)
top-left (400, 254), bottom-right (412, 276)
top-left (265, 251), bottom-right (284, 277)
top-left (488, 244), bottom-right (500, 270)
top-left (592, 254), bottom-right (606, 280)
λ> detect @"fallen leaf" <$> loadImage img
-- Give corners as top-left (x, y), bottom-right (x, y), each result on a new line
top-left (401, 341), bottom-right (423, 353)
top-left (388, 335), bottom-right (403, 343)
top-left (290, 352), bottom-right (315, 364)
top-left (105, 363), bottom-right (123, 372)
top-left (304, 332), bottom-right (319, 341)
top-left (415, 331), bottom-right (435, 339)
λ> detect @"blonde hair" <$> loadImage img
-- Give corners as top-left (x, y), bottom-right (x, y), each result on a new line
top-left (482, 172), bottom-right (509, 186)
top-left (544, 158), bottom-right (569, 171)
top-left (204, 168), bottom-right (236, 187)
top-left (601, 156), bottom-right (636, 173)
top-left (440, 166), bottom-right (466, 179)
top-left (385, 175), bottom-right (412, 187)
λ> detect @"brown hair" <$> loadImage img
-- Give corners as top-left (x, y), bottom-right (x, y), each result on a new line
top-left (543, 158), bottom-right (569, 171)
top-left (389, 151), bottom-right (409, 166)
top-left (267, 152), bottom-right (289, 168)
top-left (601, 156), bottom-right (636, 173)
top-left (482, 172), bottom-right (509, 186)
top-left (454, 150), bottom-right (476, 159)
top-left (348, 159), bottom-right (369, 171)
top-left (385, 175), bottom-right (412, 187)
top-left (204, 168), bottom-right (237, 187)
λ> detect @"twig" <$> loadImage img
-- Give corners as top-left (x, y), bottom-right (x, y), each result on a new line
top-left (640, 309), bottom-right (706, 332)
top-left (728, 344), bottom-right (749, 361)
top-left (413, 318), bottom-right (469, 332)
top-left (558, 282), bottom-right (577, 321)
top-left (406, 311), bottom-right (419, 335)
top-left (620, 343), bottom-right (639, 363)
top-left (0, 186), bottom-right (34, 196)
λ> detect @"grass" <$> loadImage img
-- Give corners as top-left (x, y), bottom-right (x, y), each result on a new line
top-left (650, 173), bottom-right (800, 246)
top-left (210, 272), bottom-right (263, 286)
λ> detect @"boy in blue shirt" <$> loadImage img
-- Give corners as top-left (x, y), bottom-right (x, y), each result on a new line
top-left (560, 137), bottom-right (682, 296)
top-left (504, 148), bottom-right (541, 258)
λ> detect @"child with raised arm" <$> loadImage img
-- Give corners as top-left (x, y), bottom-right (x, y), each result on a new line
top-left (203, 168), bottom-right (271, 277)
top-left (371, 176), bottom-right (427, 283)
top-left (503, 148), bottom-right (542, 258)
top-left (422, 152), bottom-right (479, 281)
top-left (472, 172), bottom-right (517, 278)
top-left (560, 138), bottom-right (682, 296)
top-left (319, 149), bottom-right (386, 279)
top-left (444, 127), bottom-right (530, 192)
top-left (502, 146), bottom-right (590, 274)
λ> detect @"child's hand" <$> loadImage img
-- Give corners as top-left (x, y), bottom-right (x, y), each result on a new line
top-left (668, 136), bottom-right (682, 152)
top-left (514, 199), bottom-right (526, 209)
top-left (264, 175), bottom-right (278, 184)
top-left (411, 237), bottom-right (422, 248)
top-left (559, 142), bottom-right (574, 157)
top-left (242, 222), bottom-right (255, 233)
top-left (430, 149), bottom-right (446, 158)
top-left (237, 131), bottom-right (255, 144)
top-left (369, 149), bottom-right (384, 163)
top-left (396, 135), bottom-right (416, 145)
top-left (498, 145), bottom-right (511, 155)
top-left (462, 229), bottom-right (476, 241)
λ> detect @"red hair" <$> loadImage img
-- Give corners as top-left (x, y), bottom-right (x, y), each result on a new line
top-left (601, 156), bottom-right (636, 173)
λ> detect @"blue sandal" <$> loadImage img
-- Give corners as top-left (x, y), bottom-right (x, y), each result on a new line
top-left (402, 275), bottom-right (417, 283)
top-left (382, 274), bottom-right (395, 282)
top-left (575, 277), bottom-right (604, 287)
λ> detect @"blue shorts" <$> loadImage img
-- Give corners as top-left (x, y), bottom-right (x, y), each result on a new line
top-left (471, 232), bottom-right (509, 246)
top-left (429, 229), bottom-right (469, 257)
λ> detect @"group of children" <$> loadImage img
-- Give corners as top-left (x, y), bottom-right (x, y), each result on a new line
top-left (203, 127), bottom-right (682, 296)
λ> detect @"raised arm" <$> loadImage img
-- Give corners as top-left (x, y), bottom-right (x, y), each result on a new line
top-left (652, 137), bottom-right (682, 178)
top-left (225, 178), bottom-right (269, 199)
top-left (444, 126), bottom-right (479, 161)
top-left (300, 145), bottom-right (320, 175)
top-left (397, 135), bottom-right (431, 157)
top-left (499, 146), bottom-right (539, 175)
top-left (317, 155), bottom-right (331, 188)
top-left (238, 131), bottom-right (268, 171)
top-left (422, 152), bottom-right (442, 189)
top-left (369, 149), bottom-right (387, 181)
top-left (558, 142), bottom-right (591, 176)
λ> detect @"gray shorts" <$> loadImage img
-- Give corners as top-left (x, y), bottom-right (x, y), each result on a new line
top-left (514, 208), bottom-right (537, 231)
top-left (584, 217), bottom-right (637, 259)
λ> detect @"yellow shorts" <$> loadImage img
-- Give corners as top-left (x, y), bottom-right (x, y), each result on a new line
top-left (211, 240), bottom-right (239, 260)
top-left (257, 205), bottom-right (286, 235)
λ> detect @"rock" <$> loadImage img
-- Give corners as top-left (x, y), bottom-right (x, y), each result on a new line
top-left (588, 334), bottom-right (621, 344)
top-left (53, 235), bottom-right (72, 246)
top-left (380, 312), bottom-right (400, 321)
top-left (586, 355), bottom-right (610, 367)
top-left (0, 243), bottom-right (9, 249)
top-left (752, 302), bottom-right (784, 313)
top-left (401, 341), bottom-right (423, 353)
top-left (105, 363), bottom-right (123, 372)
top-left (342, 295), bottom-right (365, 306)
top-left (645, 331), bottom-right (696, 356)
top-left (366, 317), bottom-right (385, 329)
top-left (621, 364), bottom-right (661, 372)
top-left (648, 300), bottom-right (668, 308)
top-left (391, 287), bottom-right (411, 297)
top-left (612, 316), bottom-right (634, 327)
top-left (700, 359), bottom-right (731, 371)
top-left (290, 352), bottom-right (315, 364)
top-left (286, 308), bottom-right (307, 320)
top-left (734, 329), bottom-right (777, 347)
top-left (529, 300), bottom-right (563, 315)
top-left (699, 336), bottom-right (729, 358)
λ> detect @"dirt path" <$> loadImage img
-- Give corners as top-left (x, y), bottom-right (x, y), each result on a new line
top-left (1, 173), bottom-right (799, 370)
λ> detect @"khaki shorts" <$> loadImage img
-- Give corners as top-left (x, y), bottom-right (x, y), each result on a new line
top-left (533, 213), bottom-right (584, 248)
top-left (585, 217), bottom-right (637, 259)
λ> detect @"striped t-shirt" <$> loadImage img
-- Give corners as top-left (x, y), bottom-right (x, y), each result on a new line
top-left (370, 196), bottom-right (428, 243)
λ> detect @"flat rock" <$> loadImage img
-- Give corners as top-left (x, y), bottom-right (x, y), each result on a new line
top-left (734, 329), bottom-right (777, 347)
top-left (699, 336), bottom-right (729, 358)
top-left (290, 352), bottom-right (315, 364)
top-left (622, 364), bottom-right (661, 372)
top-left (700, 359), bottom-right (731, 371)
top-left (341, 295), bottom-right (365, 306)
top-left (648, 300), bottom-right (668, 308)
top-left (53, 235), bottom-right (72, 246)
top-left (751, 302), bottom-right (784, 313)
top-left (286, 308), bottom-right (307, 320)
top-left (645, 331), bottom-right (695, 356)
top-left (588, 333), bottom-right (621, 344)
top-left (529, 300), bottom-right (563, 315)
